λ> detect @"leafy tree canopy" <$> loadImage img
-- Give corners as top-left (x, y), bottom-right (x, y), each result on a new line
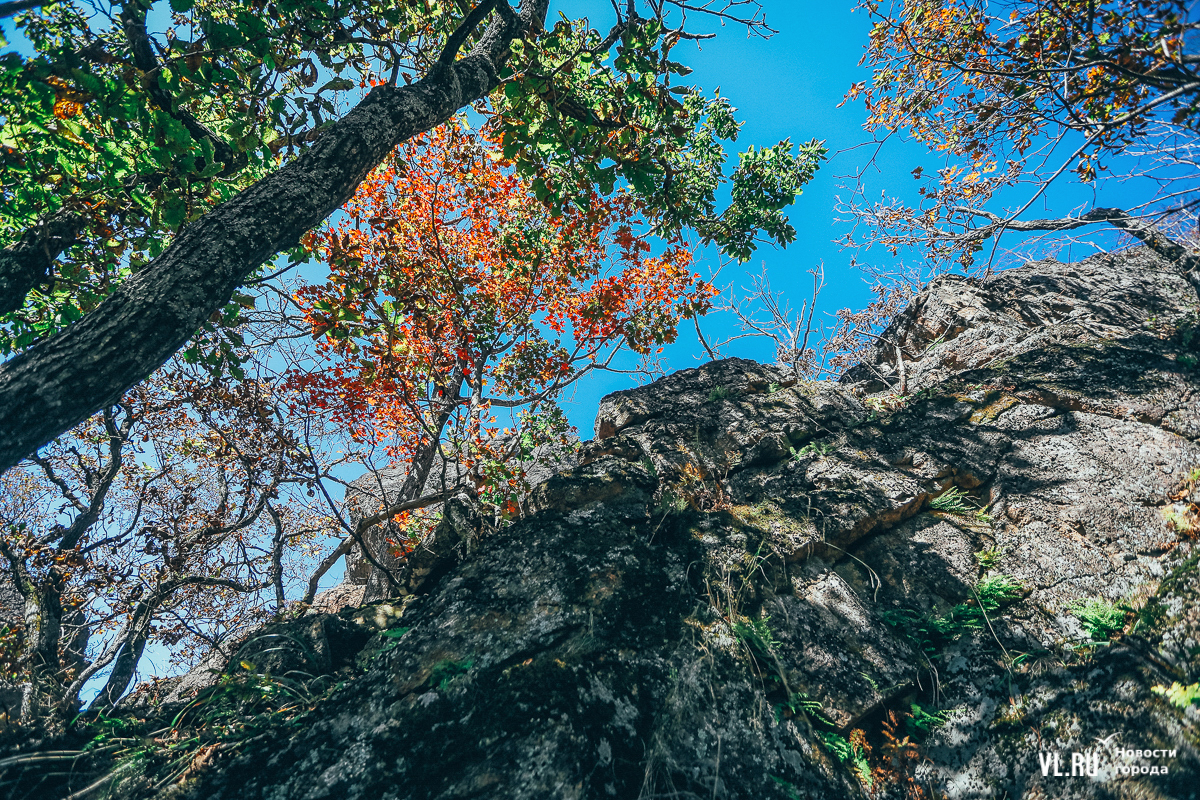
top-left (840, 0), bottom-right (1200, 281)
top-left (0, 0), bottom-right (825, 474)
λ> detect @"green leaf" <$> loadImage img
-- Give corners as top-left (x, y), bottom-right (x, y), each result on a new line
top-left (319, 77), bottom-right (355, 93)
top-left (161, 195), bottom-right (187, 227)
top-left (169, 0), bottom-right (195, 11)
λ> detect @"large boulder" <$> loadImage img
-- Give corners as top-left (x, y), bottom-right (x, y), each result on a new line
top-left (28, 249), bottom-right (1200, 799)
top-left (342, 438), bottom-right (578, 601)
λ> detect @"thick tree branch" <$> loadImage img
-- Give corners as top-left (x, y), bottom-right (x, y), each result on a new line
top-left (0, 210), bottom-right (84, 316)
top-left (119, 4), bottom-right (242, 172)
top-left (0, 0), bottom-right (547, 476)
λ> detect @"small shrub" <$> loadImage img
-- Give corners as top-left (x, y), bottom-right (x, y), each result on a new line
top-left (1069, 599), bottom-right (1127, 642)
top-left (1152, 681), bottom-right (1200, 710)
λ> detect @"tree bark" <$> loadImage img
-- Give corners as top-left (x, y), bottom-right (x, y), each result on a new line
top-left (0, 0), bottom-right (546, 475)
top-left (92, 633), bottom-right (147, 711)
top-left (0, 210), bottom-right (84, 316)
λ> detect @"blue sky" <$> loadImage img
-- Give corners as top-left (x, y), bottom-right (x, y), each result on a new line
top-left (548, 0), bottom-right (923, 434)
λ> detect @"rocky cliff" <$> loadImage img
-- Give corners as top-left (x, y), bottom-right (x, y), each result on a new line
top-left (11, 249), bottom-right (1200, 799)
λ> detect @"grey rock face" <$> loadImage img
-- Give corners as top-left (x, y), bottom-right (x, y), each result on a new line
top-left (343, 438), bottom-right (579, 601)
top-left (126, 249), bottom-right (1200, 799)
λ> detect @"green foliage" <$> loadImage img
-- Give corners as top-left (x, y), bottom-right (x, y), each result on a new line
top-left (930, 486), bottom-right (972, 513)
top-left (974, 546), bottom-right (1003, 571)
top-left (707, 385), bottom-right (733, 402)
top-left (931, 486), bottom-right (992, 522)
top-left (880, 575), bottom-right (1025, 656)
top-left (775, 691), bottom-right (834, 727)
top-left (488, 17), bottom-right (825, 262)
top-left (1069, 598), bottom-right (1128, 642)
top-left (768, 775), bottom-right (805, 800)
top-left (81, 713), bottom-right (146, 751)
top-left (818, 731), bottom-right (873, 788)
top-left (428, 658), bottom-right (474, 692)
top-left (378, 626), bottom-right (411, 654)
top-left (974, 575), bottom-right (1024, 610)
top-left (732, 615), bottom-right (778, 660)
top-left (905, 703), bottom-right (950, 739)
top-left (1152, 681), bottom-right (1200, 710)
top-left (653, 488), bottom-right (690, 516)
top-left (790, 440), bottom-right (834, 460)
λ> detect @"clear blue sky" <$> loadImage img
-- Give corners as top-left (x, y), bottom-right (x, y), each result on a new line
top-left (549, 0), bottom-right (922, 435)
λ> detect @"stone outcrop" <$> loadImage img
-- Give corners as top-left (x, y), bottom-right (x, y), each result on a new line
top-left (343, 438), bottom-right (578, 602)
top-left (16, 249), bottom-right (1200, 799)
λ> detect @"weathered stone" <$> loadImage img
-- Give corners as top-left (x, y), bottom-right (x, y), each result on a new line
top-left (47, 248), bottom-right (1200, 799)
top-left (342, 437), bottom-right (578, 599)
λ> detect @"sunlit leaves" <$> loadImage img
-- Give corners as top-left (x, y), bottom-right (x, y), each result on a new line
top-left (0, 0), bottom-right (468, 355)
top-left (287, 120), bottom-right (714, 476)
top-left (485, 17), bottom-right (825, 261)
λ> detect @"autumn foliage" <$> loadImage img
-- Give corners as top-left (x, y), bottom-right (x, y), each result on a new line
top-left (839, 0), bottom-right (1200, 273)
top-left (288, 121), bottom-right (713, 490)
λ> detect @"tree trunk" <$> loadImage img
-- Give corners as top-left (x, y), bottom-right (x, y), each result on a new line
top-left (0, 210), bottom-right (83, 316)
top-left (92, 633), bottom-right (147, 711)
top-left (0, 1), bottom-right (546, 475)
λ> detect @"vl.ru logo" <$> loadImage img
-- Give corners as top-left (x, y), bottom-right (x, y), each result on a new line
top-left (1039, 751), bottom-right (1101, 777)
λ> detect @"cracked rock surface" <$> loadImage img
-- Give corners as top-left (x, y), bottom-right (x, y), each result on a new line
top-left (121, 250), bottom-right (1200, 799)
